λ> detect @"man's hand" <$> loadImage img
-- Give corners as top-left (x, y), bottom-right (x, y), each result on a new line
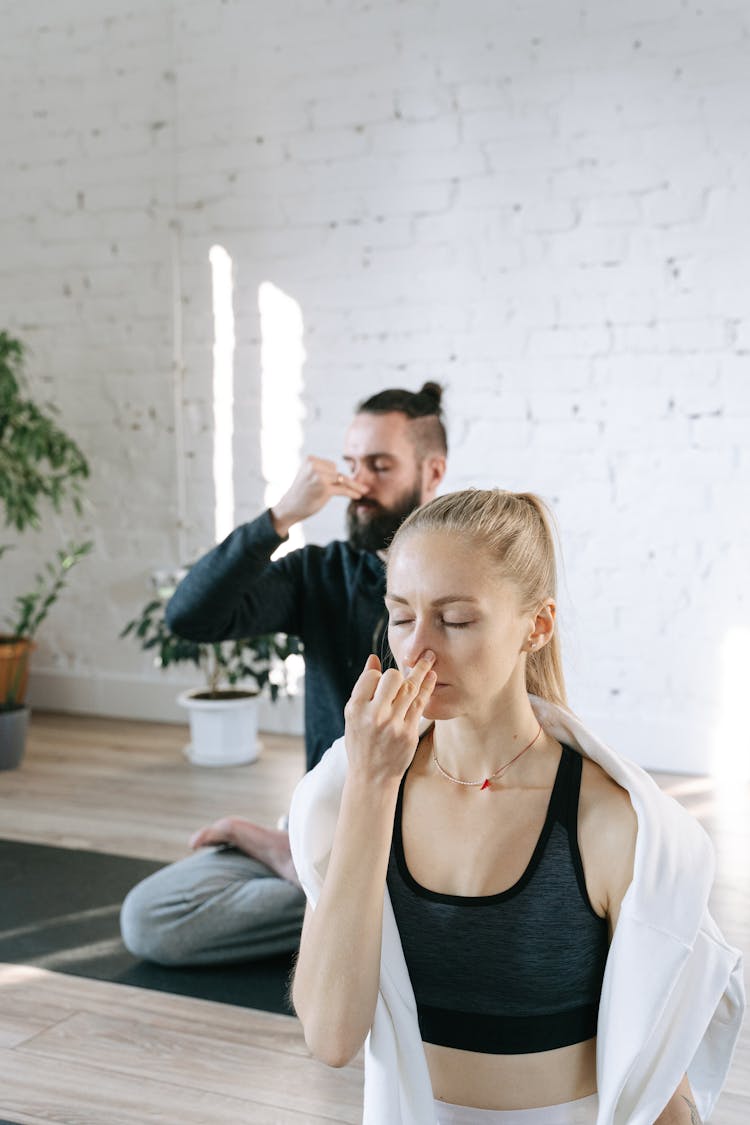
top-left (271, 456), bottom-right (366, 538)
top-left (190, 816), bottom-right (299, 885)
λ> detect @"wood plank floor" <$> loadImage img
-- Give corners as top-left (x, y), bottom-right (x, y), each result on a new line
top-left (0, 712), bottom-right (747, 1124)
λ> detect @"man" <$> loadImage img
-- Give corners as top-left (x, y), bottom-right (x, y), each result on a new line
top-left (120, 382), bottom-right (448, 965)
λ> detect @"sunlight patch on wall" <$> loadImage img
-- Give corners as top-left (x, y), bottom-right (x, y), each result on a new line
top-left (259, 281), bottom-right (306, 559)
top-left (712, 625), bottom-right (750, 781)
top-left (210, 245), bottom-right (235, 544)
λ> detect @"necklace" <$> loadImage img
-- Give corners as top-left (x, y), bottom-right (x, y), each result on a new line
top-left (431, 721), bottom-right (543, 791)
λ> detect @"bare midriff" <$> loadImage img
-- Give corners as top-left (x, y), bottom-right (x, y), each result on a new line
top-left (426, 1036), bottom-right (598, 1111)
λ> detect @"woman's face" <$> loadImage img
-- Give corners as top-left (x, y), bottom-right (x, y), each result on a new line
top-left (386, 529), bottom-right (537, 721)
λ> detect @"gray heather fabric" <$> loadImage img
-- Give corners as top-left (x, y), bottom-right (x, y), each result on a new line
top-left (120, 847), bottom-right (306, 965)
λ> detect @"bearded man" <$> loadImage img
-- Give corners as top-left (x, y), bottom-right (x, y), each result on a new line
top-left (120, 383), bottom-right (447, 965)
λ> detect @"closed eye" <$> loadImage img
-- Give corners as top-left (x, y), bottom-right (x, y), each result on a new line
top-left (390, 619), bottom-right (473, 629)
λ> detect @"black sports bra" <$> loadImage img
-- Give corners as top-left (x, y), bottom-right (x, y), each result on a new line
top-left (386, 744), bottom-right (609, 1054)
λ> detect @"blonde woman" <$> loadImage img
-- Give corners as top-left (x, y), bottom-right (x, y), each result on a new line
top-left (290, 490), bottom-right (743, 1125)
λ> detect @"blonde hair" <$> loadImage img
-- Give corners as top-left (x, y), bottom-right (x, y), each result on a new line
top-left (390, 489), bottom-right (567, 708)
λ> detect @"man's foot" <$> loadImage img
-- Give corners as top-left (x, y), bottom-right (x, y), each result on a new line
top-left (190, 817), bottom-right (300, 886)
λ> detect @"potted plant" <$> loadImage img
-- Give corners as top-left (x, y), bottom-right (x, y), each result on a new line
top-left (0, 330), bottom-right (91, 769)
top-left (122, 583), bottom-right (302, 767)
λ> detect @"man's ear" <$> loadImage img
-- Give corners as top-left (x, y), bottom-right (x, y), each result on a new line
top-left (422, 454), bottom-right (446, 500)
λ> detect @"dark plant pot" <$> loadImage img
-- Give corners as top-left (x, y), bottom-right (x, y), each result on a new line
top-left (0, 705), bottom-right (29, 770)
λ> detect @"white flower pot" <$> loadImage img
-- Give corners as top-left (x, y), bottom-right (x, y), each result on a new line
top-left (178, 689), bottom-right (261, 767)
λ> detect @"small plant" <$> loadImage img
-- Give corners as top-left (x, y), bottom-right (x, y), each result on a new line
top-left (6, 541), bottom-right (94, 639)
top-left (0, 542), bottom-right (94, 712)
top-left (0, 331), bottom-right (92, 716)
top-left (121, 590), bottom-right (302, 700)
top-left (0, 331), bottom-right (89, 535)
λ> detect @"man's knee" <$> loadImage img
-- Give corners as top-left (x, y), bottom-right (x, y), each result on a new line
top-left (119, 877), bottom-right (187, 965)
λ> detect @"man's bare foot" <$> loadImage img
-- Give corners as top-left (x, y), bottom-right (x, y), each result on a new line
top-left (189, 816), bottom-right (300, 886)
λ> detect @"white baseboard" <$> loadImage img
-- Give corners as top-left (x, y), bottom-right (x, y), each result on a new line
top-left (27, 670), bottom-right (305, 736)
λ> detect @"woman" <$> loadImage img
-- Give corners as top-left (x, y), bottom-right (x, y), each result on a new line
top-left (290, 490), bottom-right (743, 1125)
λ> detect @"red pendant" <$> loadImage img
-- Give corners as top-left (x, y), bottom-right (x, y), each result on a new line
top-left (481, 778), bottom-right (491, 791)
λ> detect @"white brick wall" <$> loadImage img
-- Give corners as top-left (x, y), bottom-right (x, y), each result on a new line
top-left (2, 0), bottom-right (748, 773)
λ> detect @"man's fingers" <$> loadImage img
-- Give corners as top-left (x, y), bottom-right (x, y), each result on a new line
top-left (330, 471), bottom-right (366, 498)
top-left (190, 825), bottom-right (219, 849)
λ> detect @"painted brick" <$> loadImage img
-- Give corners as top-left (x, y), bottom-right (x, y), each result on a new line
top-left (1, 0), bottom-right (748, 775)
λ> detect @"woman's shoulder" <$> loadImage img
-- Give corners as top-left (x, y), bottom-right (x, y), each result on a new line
top-left (578, 753), bottom-right (638, 851)
top-left (575, 752), bottom-right (638, 925)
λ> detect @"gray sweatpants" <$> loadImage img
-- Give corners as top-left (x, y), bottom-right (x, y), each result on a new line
top-left (119, 847), bottom-right (306, 965)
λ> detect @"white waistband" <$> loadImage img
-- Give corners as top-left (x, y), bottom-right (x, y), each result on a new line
top-left (434, 1093), bottom-right (598, 1125)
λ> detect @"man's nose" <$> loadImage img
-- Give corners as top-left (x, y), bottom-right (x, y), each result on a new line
top-left (351, 462), bottom-right (373, 491)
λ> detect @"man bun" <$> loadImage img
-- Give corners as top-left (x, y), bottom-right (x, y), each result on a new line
top-left (418, 381), bottom-right (443, 407)
top-left (356, 381), bottom-right (448, 456)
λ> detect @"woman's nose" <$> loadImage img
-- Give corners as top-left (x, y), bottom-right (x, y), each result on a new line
top-left (403, 624), bottom-right (435, 668)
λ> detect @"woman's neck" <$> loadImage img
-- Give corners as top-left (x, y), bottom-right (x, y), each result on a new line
top-left (430, 692), bottom-right (544, 786)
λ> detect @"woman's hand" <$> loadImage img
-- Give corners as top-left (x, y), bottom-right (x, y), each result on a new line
top-left (293, 649), bottom-right (436, 1066)
top-left (343, 651), bottom-right (437, 785)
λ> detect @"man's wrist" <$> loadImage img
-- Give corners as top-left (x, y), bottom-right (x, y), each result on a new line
top-left (269, 506), bottom-right (294, 540)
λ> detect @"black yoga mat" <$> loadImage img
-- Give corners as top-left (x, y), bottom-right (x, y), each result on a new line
top-left (0, 838), bottom-right (294, 1015)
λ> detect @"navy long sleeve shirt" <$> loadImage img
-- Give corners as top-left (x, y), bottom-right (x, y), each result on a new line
top-left (165, 510), bottom-right (387, 772)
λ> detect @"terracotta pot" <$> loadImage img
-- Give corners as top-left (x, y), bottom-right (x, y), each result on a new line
top-left (0, 636), bottom-right (34, 707)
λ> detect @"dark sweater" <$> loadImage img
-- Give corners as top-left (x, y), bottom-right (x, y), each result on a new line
top-left (165, 510), bottom-right (387, 772)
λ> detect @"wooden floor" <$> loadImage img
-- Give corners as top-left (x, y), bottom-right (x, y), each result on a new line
top-left (0, 713), bottom-right (747, 1124)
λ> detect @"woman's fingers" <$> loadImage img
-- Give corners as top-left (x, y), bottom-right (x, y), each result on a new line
top-left (348, 650), bottom-right (434, 728)
top-left (406, 668), bottom-right (437, 719)
top-left (348, 653), bottom-right (382, 703)
top-left (381, 651), bottom-right (435, 716)
top-left (398, 659), bottom-right (436, 720)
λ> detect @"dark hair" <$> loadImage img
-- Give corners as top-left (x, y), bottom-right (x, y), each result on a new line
top-left (356, 381), bottom-right (447, 457)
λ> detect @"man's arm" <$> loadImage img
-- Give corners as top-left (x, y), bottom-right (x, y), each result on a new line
top-left (166, 458), bottom-right (364, 643)
top-left (165, 509), bottom-right (302, 641)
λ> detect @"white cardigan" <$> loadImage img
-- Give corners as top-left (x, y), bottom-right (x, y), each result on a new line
top-left (289, 698), bottom-right (745, 1125)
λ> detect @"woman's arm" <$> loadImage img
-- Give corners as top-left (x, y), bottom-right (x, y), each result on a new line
top-left (292, 651), bottom-right (436, 1067)
top-left (580, 770), bottom-right (703, 1123)
top-left (655, 1075), bottom-right (702, 1123)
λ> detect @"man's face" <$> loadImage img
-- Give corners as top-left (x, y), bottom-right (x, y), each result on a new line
top-left (342, 412), bottom-right (424, 553)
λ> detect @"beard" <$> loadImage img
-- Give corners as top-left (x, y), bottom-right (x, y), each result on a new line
top-left (346, 484), bottom-right (423, 553)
